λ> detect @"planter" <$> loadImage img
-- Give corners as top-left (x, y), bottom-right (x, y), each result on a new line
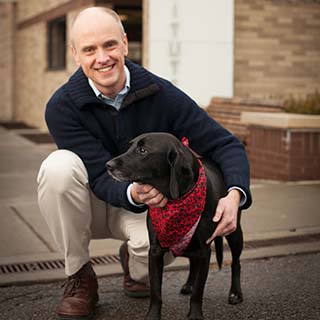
top-left (207, 97), bottom-right (283, 142)
top-left (241, 112), bottom-right (320, 181)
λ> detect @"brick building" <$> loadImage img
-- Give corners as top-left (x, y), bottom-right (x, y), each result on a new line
top-left (0, 0), bottom-right (143, 129)
top-left (234, 0), bottom-right (320, 99)
top-left (0, 0), bottom-right (319, 130)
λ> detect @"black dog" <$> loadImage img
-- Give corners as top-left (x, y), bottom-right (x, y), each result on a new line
top-left (106, 132), bottom-right (243, 320)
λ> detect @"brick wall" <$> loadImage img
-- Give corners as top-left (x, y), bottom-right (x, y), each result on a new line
top-left (234, 0), bottom-right (320, 99)
top-left (247, 127), bottom-right (320, 181)
top-left (0, 3), bottom-right (14, 121)
top-left (207, 97), bottom-right (283, 142)
top-left (15, 23), bottom-right (47, 127)
top-left (16, 0), bottom-right (70, 22)
top-left (13, 1), bottom-right (93, 129)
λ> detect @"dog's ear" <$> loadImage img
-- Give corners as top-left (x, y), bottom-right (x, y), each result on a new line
top-left (167, 149), bottom-right (180, 199)
top-left (168, 148), bottom-right (195, 199)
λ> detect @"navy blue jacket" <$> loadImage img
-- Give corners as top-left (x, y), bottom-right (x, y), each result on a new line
top-left (46, 60), bottom-right (252, 213)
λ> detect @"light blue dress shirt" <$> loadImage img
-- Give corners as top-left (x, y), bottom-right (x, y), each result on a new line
top-left (88, 65), bottom-right (131, 110)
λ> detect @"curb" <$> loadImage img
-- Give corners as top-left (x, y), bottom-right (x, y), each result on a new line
top-left (1, 235), bottom-right (319, 287)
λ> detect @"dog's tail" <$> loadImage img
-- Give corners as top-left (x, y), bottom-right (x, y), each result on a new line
top-left (214, 236), bottom-right (223, 270)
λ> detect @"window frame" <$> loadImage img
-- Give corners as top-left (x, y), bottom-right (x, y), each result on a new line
top-left (47, 16), bottom-right (66, 70)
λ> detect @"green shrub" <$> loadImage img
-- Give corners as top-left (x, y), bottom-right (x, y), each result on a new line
top-left (283, 90), bottom-right (320, 115)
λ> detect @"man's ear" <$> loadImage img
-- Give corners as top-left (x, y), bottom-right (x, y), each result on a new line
top-left (123, 33), bottom-right (129, 57)
top-left (167, 149), bottom-right (180, 200)
top-left (71, 46), bottom-right (81, 66)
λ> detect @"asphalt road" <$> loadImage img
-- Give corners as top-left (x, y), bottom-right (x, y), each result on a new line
top-left (0, 253), bottom-right (319, 320)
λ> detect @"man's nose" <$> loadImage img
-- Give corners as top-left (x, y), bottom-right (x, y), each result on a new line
top-left (96, 49), bottom-right (109, 63)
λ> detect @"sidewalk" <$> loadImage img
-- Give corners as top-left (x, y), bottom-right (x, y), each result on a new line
top-left (0, 124), bottom-right (320, 286)
top-left (1, 254), bottom-right (319, 320)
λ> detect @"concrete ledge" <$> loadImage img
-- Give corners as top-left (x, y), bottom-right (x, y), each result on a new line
top-left (210, 97), bottom-right (283, 108)
top-left (1, 242), bottom-right (319, 286)
top-left (241, 112), bottom-right (320, 129)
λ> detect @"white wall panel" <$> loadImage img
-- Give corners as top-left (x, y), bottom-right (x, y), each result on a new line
top-left (147, 0), bottom-right (234, 106)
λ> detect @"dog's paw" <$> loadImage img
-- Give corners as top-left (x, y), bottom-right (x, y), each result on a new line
top-left (228, 291), bottom-right (243, 305)
top-left (146, 307), bottom-right (161, 320)
top-left (187, 312), bottom-right (204, 320)
top-left (145, 315), bottom-right (160, 320)
top-left (145, 313), bottom-right (161, 320)
top-left (180, 282), bottom-right (193, 295)
top-left (187, 306), bottom-right (204, 320)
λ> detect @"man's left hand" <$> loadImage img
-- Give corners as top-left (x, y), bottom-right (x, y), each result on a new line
top-left (206, 189), bottom-right (241, 244)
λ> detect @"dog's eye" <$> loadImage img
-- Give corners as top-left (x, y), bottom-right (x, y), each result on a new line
top-left (138, 147), bottom-right (147, 154)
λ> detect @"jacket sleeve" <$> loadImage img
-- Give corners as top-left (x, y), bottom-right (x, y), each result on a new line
top-left (45, 93), bottom-right (146, 213)
top-left (164, 83), bottom-right (252, 209)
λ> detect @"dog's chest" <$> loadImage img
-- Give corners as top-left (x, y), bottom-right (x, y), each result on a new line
top-left (149, 164), bottom-right (207, 256)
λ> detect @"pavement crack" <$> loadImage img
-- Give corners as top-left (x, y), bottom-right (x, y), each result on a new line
top-left (10, 205), bottom-right (56, 252)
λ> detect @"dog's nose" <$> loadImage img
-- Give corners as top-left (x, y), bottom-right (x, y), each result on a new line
top-left (106, 160), bottom-right (114, 171)
top-left (106, 159), bottom-right (123, 171)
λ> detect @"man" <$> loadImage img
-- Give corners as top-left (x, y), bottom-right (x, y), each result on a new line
top-left (37, 7), bottom-right (252, 320)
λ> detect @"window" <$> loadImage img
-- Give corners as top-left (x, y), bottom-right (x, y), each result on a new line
top-left (115, 6), bottom-right (142, 65)
top-left (47, 16), bottom-right (66, 70)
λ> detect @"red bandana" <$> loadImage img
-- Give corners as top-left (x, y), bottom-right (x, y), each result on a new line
top-left (149, 155), bottom-right (207, 256)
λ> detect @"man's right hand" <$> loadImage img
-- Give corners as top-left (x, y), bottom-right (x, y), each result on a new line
top-left (131, 182), bottom-right (167, 208)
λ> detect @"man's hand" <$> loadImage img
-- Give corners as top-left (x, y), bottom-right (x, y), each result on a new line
top-left (131, 182), bottom-right (168, 208)
top-left (206, 189), bottom-right (241, 244)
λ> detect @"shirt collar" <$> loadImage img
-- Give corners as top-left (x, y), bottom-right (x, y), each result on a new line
top-left (88, 65), bottom-right (131, 101)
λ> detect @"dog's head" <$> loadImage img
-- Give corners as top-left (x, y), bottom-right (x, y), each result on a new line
top-left (106, 132), bottom-right (199, 199)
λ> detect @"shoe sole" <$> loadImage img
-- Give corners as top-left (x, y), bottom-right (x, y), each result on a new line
top-left (56, 296), bottom-right (98, 320)
top-left (123, 288), bottom-right (150, 298)
top-left (56, 314), bottom-right (93, 320)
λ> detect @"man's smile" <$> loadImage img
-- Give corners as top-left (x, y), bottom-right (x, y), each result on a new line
top-left (96, 65), bottom-right (114, 73)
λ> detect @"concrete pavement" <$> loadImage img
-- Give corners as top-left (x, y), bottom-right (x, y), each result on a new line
top-left (0, 123), bottom-right (320, 286)
top-left (1, 253), bottom-right (319, 319)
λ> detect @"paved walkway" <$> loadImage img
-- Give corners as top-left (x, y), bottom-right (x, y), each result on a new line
top-left (0, 124), bottom-right (320, 286)
top-left (1, 253), bottom-right (320, 320)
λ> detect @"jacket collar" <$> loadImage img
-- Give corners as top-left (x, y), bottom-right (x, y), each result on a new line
top-left (67, 59), bottom-right (160, 109)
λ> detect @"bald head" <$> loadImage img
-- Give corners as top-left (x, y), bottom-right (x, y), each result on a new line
top-left (70, 7), bottom-right (125, 47)
top-left (69, 6), bottom-right (129, 98)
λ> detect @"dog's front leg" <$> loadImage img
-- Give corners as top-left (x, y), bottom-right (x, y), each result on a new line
top-left (146, 216), bottom-right (165, 320)
top-left (180, 257), bottom-right (197, 295)
top-left (187, 249), bottom-right (211, 320)
top-left (146, 244), bottom-right (165, 320)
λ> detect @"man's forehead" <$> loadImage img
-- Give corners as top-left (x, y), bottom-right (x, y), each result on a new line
top-left (72, 23), bottom-right (122, 48)
top-left (73, 14), bottom-right (116, 34)
top-left (71, 10), bottom-right (121, 42)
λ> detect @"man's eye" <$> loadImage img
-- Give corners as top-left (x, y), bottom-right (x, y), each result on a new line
top-left (83, 47), bottom-right (94, 54)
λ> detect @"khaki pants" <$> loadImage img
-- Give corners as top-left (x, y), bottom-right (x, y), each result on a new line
top-left (37, 149), bottom-right (173, 282)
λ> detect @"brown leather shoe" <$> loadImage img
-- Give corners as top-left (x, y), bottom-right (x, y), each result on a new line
top-left (119, 242), bottom-right (150, 298)
top-left (56, 262), bottom-right (99, 319)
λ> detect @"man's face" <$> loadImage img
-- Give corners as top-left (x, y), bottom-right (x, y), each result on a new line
top-left (71, 12), bottom-right (128, 98)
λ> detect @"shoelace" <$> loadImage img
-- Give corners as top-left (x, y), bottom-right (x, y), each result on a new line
top-left (62, 277), bottom-right (84, 297)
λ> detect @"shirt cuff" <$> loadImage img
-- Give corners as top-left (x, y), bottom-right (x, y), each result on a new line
top-left (127, 183), bottom-right (145, 207)
top-left (228, 186), bottom-right (247, 208)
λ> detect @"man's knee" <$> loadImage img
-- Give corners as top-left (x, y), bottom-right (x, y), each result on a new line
top-left (130, 236), bottom-right (149, 252)
top-left (37, 149), bottom-right (88, 193)
top-left (128, 225), bottom-right (149, 254)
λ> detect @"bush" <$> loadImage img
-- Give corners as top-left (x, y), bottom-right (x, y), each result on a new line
top-left (283, 91), bottom-right (320, 115)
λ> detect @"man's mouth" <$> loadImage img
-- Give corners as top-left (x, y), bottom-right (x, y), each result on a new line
top-left (97, 65), bottom-right (114, 73)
